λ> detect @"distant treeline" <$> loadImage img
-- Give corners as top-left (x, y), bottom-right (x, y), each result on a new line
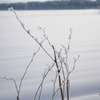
top-left (0, 1), bottom-right (100, 10)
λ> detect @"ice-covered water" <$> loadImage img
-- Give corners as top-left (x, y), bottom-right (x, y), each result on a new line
top-left (0, 9), bottom-right (100, 100)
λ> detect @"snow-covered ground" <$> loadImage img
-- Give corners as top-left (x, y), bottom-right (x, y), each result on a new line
top-left (0, 9), bottom-right (100, 100)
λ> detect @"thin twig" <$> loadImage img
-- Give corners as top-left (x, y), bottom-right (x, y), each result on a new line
top-left (8, 7), bottom-right (56, 100)
top-left (4, 7), bottom-right (80, 100)
top-left (66, 79), bottom-right (69, 100)
top-left (0, 77), bottom-right (18, 96)
top-left (18, 46), bottom-right (41, 97)
top-left (1, 7), bottom-right (43, 100)
top-left (34, 63), bottom-right (55, 100)
top-left (9, 7), bottom-right (54, 62)
top-left (38, 83), bottom-right (43, 100)
top-left (52, 45), bottom-right (64, 100)
top-left (52, 71), bottom-right (57, 94)
top-left (52, 55), bottom-right (80, 100)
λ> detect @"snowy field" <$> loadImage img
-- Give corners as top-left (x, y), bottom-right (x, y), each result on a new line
top-left (0, 9), bottom-right (100, 100)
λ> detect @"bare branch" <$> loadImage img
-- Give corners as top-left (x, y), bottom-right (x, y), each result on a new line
top-left (52, 71), bottom-right (57, 94)
top-left (18, 46), bottom-right (41, 96)
top-left (9, 7), bottom-right (54, 62)
top-left (34, 63), bottom-right (55, 100)
top-left (38, 83), bottom-right (43, 100)
top-left (52, 45), bottom-right (64, 100)
top-left (0, 45), bottom-right (41, 100)
top-left (5, 8), bottom-right (80, 100)
top-left (68, 55), bottom-right (80, 76)
top-left (0, 76), bottom-right (18, 97)
top-left (52, 55), bottom-right (80, 100)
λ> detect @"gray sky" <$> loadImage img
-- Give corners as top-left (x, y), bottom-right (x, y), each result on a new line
top-left (0, 0), bottom-right (49, 3)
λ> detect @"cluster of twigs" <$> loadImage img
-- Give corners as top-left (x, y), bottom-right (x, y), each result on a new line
top-left (0, 7), bottom-right (79, 100)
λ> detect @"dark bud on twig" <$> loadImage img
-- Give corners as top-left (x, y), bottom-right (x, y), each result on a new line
top-left (17, 96), bottom-right (19, 100)
top-left (58, 69), bottom-right (60, 73)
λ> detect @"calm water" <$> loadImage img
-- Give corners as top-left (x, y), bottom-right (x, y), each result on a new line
top-left (0, 9), bottom-right (100, 100)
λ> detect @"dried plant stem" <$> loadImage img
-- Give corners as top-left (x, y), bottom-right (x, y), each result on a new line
top-left (34, 63), bottom-right (55, 100)
top-left (0, 7), bottom-right (80, 100)
top-left (0, 77), bottom-right (19, 99)
top-left (66, 79), bottom-right (69, 100)
top-left (10, 7), bottom-right (54, 62)
top-left (53, 71), bottom-right (57, 94)
top-left (38, 83), bottom-right (43, 100)
top-left (52, 45), bottom-right (64, 100)
top-left (52, 55), bottom-right (80, 100)
top-left (10, 7), bottom-right (66, 100)
top-left (0, 45), bottom-right (41, 100)
top-left (18, 46), bottom-right (41, 98)
top-left (8, 7), bottom-right (56, 100)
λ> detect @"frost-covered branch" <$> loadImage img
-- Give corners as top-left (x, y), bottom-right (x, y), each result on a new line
top-left (8, 7), bottom-right (54, 62)
top-left (18, 45), bottom-right (41, 98)
top-left (34, 62), bottom-right (55, 100)
top-left (52, 55), bottom-right (80, 100)
top-left (0, 76), bottom-right (19, 100)
top-left (0, 7), bottom-right (80, 100)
